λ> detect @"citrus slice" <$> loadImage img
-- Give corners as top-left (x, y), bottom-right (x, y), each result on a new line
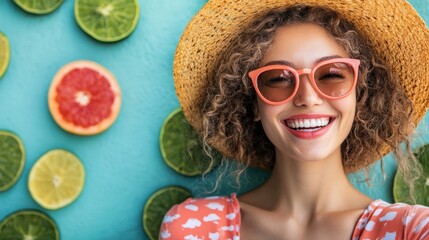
top-left (0, 32), bottom-right (10, 79)
top-left (75, 0), bottom-right (140, 42)
top-left (143, 186), bottom-right (192, 240)
top-left (160, 108), bottom-right (217, 176)
top-left (13, 0), bottom-right (64, 14)
top-left (0, 210), bottom-right (59, 239)
top-left (0, 130), bottom-right (25, 192)
top-left (393, 144), bottom-right (429, 205)
top-left (48, 60), bottom-right (121, 135)
top-left (28, 149), bottom-right (85, 210)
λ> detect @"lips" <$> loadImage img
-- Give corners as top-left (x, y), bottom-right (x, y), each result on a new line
top-left (282, 114), bottom-right (335, 139)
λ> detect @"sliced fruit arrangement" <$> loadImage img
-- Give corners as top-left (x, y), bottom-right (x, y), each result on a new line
top-left (160, 108), bottom-right (218, 176)
top-left (393, 144), bottom-right (429, 205)
top-left (143, 186), bottom-right (192, 240)
top-left (0, 130), bottom-right (25, 192)
top-left (48, 60), bottom-right (121, 135)
top-left (0, 32), bottom-right (10, 79)
top-left (75, 0), bottom-right (140, 42)
top-left (0, 210), bottom-right (59, 239)
top-left (28, 149), bottom-right (85, 210)
top-left (13, 0), bottom-right (64, 15)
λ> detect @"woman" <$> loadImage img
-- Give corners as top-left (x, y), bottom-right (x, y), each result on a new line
top-left (160, 0), bottom-right (429, 239)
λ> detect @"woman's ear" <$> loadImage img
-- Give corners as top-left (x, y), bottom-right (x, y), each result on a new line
top-left (253, 103), bottom-right (261, 121)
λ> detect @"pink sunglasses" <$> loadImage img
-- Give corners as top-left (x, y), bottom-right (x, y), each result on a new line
top-left (248, 58), bottom-right (360, 105)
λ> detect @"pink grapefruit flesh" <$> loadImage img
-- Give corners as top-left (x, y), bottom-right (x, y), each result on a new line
top-left (48, 61), bottom-right (121, 135)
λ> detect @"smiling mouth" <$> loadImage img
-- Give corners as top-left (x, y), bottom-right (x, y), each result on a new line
top-left (284, 117), bottom-right (334, 132)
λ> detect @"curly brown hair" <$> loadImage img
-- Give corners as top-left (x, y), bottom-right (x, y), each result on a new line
top-left (198, 5), bottom-right (421, 191)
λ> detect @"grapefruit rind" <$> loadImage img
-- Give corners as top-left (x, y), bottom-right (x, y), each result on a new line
top-left (48, 60), bottom-right (121, 135)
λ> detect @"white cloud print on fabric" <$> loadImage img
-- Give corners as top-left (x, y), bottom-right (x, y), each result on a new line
top-left (209, 232), bottom-right (220, 240)
top-left (206, 202), bottom-right (225, 211)
top-left (221, 225), bottom-right (235, 231)
top-left (414, 217), bottom-right (429, 232)
top-left (383, 232), bottom-right (396, 240)
top-left (403, 215), bottom-right (413, 226)
top-left (356, 217), bottom-right (368, 230)
top-left (226, 213), bottom-right (236, 220)
top-left (365, 220), bottom-right (375, 231)
top-left (184, 234), bottom-right (202, 240)
top-left (203, 213), bottom-right (221, 222)
top-left (182, 218), bottom-right (202, 229)
top-left (379, 212), bottom-right (397, 222)
top-left (185, 204), bottom-right (199, 211)
top-left (160, 230), bottom-right (171, 239)
top-left (162, 214), bottom-right (180, 223)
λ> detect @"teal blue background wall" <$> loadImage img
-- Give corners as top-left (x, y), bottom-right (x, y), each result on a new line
top-left (0, 1), bottom-right (428, 239)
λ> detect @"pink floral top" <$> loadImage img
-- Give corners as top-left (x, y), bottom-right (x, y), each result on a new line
top-left (159, 194), bottom-right (429, 240)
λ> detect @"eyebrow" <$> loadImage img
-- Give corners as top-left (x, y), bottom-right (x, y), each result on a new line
top-left (262, 55), bottom-right (344, 67)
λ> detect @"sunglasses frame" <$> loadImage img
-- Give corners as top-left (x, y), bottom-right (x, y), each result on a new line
top-left (248, 58), bottom-right (361, 105)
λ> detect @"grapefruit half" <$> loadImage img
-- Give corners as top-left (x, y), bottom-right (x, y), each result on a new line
top-left (48, 61), bottom-right (121, 135)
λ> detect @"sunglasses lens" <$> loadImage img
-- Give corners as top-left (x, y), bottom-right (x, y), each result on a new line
top-left (314, 62), bottom-right (355, 97)
top-left (257, 69), bottom-right (296, 102)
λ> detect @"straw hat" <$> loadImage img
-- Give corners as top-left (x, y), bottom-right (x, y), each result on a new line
top-left (174, 0), bottom-right (429, 168)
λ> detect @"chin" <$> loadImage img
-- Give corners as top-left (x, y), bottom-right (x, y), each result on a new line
top-left (278, 145), bottom-right (342, 163)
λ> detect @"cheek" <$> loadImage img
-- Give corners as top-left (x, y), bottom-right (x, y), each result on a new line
top-left (335, 93), bottom-right (357, 130)
top-left (255, 97), bottom-right (268, 121)
top-left (255, 99), bottom-right (285, 141)
top-left (256, 98), bottom-right (277, 122)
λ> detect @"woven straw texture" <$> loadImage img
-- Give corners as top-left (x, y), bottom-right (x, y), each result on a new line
top-left (174, 0), bottom-right (429, 169)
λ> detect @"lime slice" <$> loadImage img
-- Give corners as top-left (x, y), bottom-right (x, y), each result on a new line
top-left (0, 130), bottom-right (25, 192)
top-left (0, 32), bottom-right (10, 79)
top-left (0, 210), bottom-right (59, 239)
top-left (28, 149), bottom-right (85, 210)
top-left (393, 144), bottom-right (429, 205)
top-left (13, 0), bottom-right (64, 14)
top-left (74, 0), bottom-right (140, 42)
top-left (160, 108), bottom-right (218, 176)
top-left (143, 186), bottom-right (192, 240)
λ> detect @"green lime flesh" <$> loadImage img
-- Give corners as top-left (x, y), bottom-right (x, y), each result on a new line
top-left (28, 149), bottom-right (85, 210)
top-left (160, 108), bottom-right (217, 176)
top-left (0, 131), bottom-right (25, 192)
top-left (393, 144), bottom-right (429, 205)
top-left (0, 210), bottom-right (59, 240)
top-left (143, 186), bottom-right (192, 240)
top-left (0, 32), bottom-right (10, 79)
top-left (14, 0), bottom-right (64, 14)
top-left (75, 0), bottom-right (140, 42)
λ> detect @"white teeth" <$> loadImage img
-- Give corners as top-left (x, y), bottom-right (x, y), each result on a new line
top-left (285, 117), bottom-right (330, 129)
top-left (304, 119), bottom-right (310, 128)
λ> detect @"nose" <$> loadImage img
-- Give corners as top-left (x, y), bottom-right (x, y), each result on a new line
top-left (292, 73), bottom-right (324, 107)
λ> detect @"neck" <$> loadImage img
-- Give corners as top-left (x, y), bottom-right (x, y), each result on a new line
top-left (259, 148), bottom-right (362, 219)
